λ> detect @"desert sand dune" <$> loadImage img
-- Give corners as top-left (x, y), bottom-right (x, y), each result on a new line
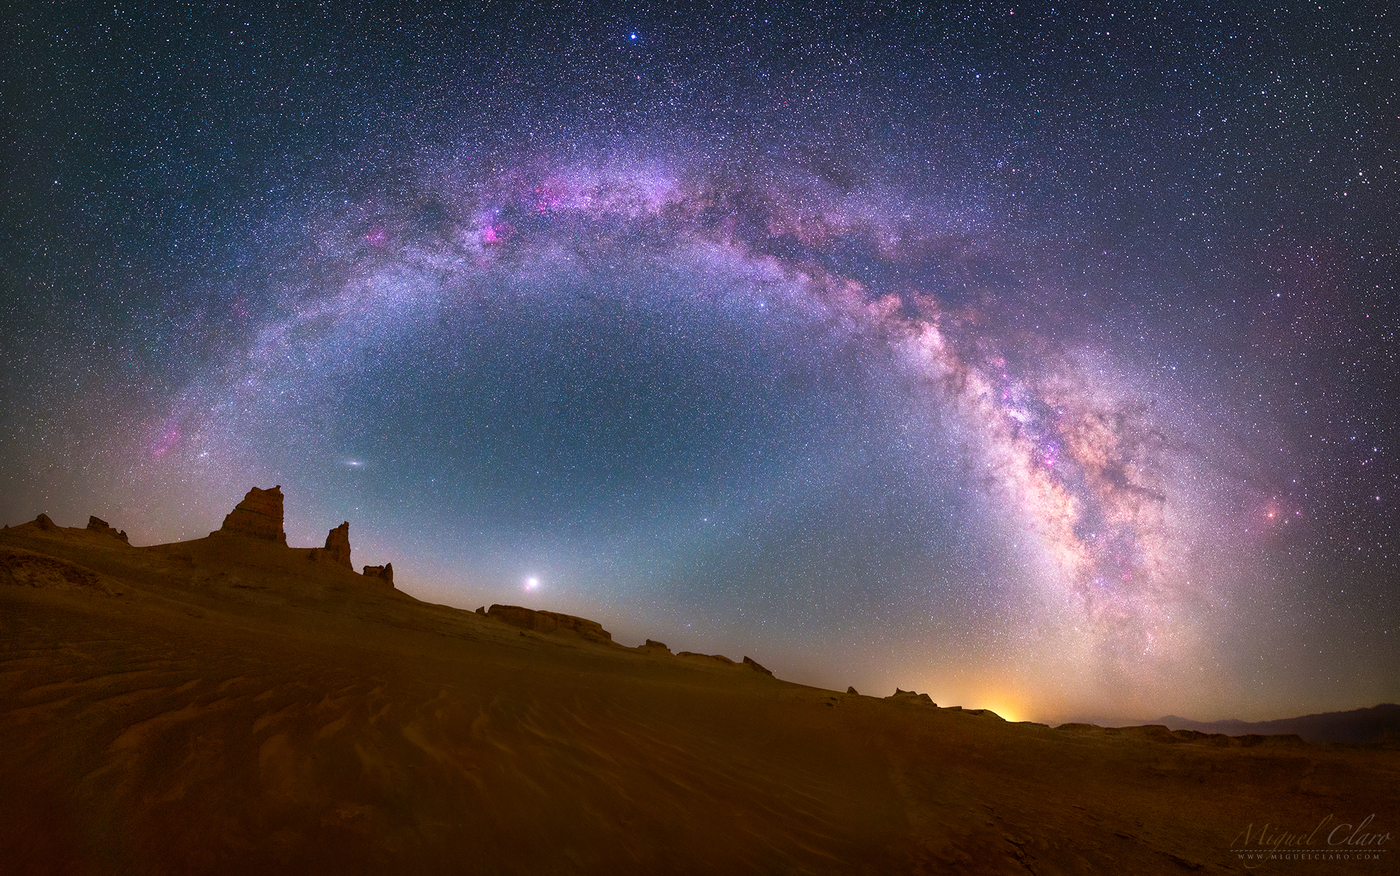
top-left (1, 504), bottom-right (1395, 874)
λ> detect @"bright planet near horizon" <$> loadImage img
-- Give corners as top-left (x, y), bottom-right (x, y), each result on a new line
top-left (2, 1), bottom-right (1397, 725)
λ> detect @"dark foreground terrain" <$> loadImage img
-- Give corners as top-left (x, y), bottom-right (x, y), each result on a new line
top-left (1, 514), bottom-right (1395, 875)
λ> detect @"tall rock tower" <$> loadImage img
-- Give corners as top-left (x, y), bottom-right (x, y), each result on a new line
top-left (323, 521), bottom-right (353, 569)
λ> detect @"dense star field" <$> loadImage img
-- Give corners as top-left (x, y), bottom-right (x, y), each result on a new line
top-left (2, 2), bottom-right (1397, 723)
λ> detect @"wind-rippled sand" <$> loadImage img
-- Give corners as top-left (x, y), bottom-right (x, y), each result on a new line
top-left (2, 526), bottom-right (1395, 874)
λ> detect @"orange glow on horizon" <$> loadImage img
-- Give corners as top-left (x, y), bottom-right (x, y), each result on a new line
top-left (970, 694), bottom-right (1024, 724)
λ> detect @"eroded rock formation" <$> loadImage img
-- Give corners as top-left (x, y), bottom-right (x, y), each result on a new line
top-left (486, 604), bottom-right (612, 643)
top-left (87, 516), bottom-right (129, 543)
top-left (0, 546), bottom-right (120, 594)
top-left (362, 563), bottom-right (393, 587)
top-left (889, 688), bottom-right (936, 706)
top-left (677, 651), bottom-right (735, 665)
top-left (214, 486), bottom-right (286, 544)
top-left (323, 522), bottom-right (352, 569)
top-left (742, 656), bottom-right (773, 676)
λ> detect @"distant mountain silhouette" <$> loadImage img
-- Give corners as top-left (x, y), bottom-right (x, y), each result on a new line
top-left (1154, 704), bottom-right (1400, 744)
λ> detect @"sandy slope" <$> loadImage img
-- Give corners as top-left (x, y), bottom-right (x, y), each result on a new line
top-left (1, 524), bottom-right (1395, 874)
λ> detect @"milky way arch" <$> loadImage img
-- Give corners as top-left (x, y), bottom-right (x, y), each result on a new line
top-left (159, 158), bottom-right (1248, 715)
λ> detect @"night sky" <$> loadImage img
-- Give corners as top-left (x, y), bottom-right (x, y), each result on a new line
top-left (3, 1), bottom-right (1397, 723)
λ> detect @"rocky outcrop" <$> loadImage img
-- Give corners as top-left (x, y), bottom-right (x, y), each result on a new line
top-left (640, 639), bottom-right (671, 653)
top-left (667, 652), bottom-right (774, 677)
top-left (87, 516), bottom-right (129, 543)
top-left (323, 522), bottom-right (352, 570)
top-left (3, 514), bottom-right (68, 536)
top-left (214, 486), bottom-right (286, 544)
top-left (1, 546), bottom-right (122, 595)
top-left (964, 708), bottom-right (1005, 721)
top-left (362, 563), bottom-right (393, 587)
top-left (486, 604), bottom-right (612, 644)
top-left (742, 656), bottom-right (773, 676)
top-left (677, 651), bottom-right (735, 665)
top-left (847, 686), bottom-right (859, 695)
top-left (888, 688), bottom-right (936, 706)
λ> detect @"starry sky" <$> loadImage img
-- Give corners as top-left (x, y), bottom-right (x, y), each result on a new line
top-left (3, 1), bottom-right (1398, 723)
